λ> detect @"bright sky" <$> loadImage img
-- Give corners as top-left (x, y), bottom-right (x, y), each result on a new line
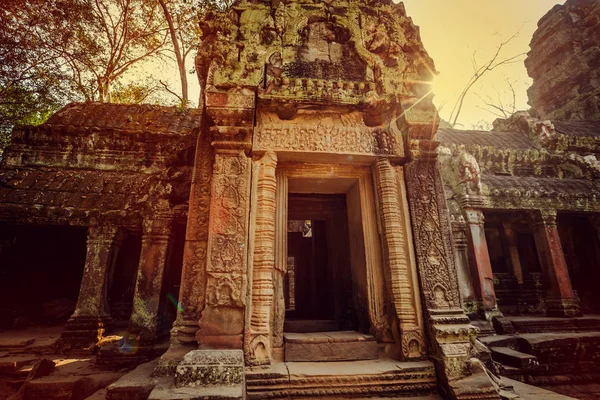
top-left (400, 0), bottom-right (565, 129)
top-left (168, 0), bottom-right (564, 129)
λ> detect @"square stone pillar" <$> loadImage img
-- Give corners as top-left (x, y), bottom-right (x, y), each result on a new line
top-left (195, 87), bottom-right (254, 351)
top-left (404, 138), bottom-right (500, 400)
top-left (171, 130), bottom-right (213, 347)
top-left (463, 208), bottom-right (501, 318)
top-left (129, 217), bottom-right (173, 345)
top-left (532, 210), bottom-right (581, 317)
top-left (62, 224), bottom-right (123, 348)
top-left (451, 219), bottom-right (477, 312)
top-left (196, 149), bottom-right (251, 349)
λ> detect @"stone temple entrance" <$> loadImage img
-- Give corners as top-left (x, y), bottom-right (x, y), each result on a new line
top-left (285, 194), bottom-right (353, 332)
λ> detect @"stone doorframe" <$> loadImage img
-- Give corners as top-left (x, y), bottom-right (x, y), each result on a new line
top-left (244, 161), bottom-right (426, 365)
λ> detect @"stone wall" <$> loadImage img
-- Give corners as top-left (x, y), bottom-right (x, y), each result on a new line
top-left (525, 0), bottom-right (600, 120)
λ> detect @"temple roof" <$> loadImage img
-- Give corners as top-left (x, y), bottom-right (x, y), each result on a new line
top-left (0, 167), bottom-right (155, 210)
top-left (482, 175), bottom-right (600, 198)
top-left (553, 120), bottom-right (600, 138)
top-left (436, 128), bottom-right (536, 150)
top-left (44, 103), bottom-right (203, 135)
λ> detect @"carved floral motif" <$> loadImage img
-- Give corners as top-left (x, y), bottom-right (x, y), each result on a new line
top-left (255, 125), bottom-right (399, 155)
top-left (205, 151), bottom-right (251, 308)
top-left (405, 158), bottom-right (461, 310)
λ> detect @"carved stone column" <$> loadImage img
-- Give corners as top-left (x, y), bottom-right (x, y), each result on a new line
top-left (129, 217), bottom-right (173, 344)
top-left (373, 158), bottom-right (426, 360)
top-left (463, 208), bottom-right (501, 318)
top-left (245, 151), bottom-right (277, 366)
top-left (532, 210), bottom-right (581, 317)
top-left (62, 224), bottom-right (123, 348)
top-left (404, 140), bottom-right (499, 400)
top-left (171, 129), bottom-right (213, 346)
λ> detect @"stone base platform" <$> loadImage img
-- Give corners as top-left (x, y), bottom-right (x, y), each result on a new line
top-left (284, 331), bottom-right (378, 362)
top-left (246, 358), bottom-right (437, 399)
top-left (283, 319), bottom-right (340, 333)
top-left (481, 327), bottom-right (600, 395)
top-left (493, 315), bottom-right (600, 334)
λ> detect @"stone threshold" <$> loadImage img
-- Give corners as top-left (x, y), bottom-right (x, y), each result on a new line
top-left (246, 358), bottom-right (437, 399)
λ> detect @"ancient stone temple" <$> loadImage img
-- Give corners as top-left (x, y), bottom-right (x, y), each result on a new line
top-left (0, 0), bottom-right (598, 399)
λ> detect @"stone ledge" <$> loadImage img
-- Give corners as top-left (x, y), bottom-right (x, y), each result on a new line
top-left (174, 350), bottom-right (244, 387)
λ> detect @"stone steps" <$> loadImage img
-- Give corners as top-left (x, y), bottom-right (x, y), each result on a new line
top-left (493, 315), bottom-right (600, 334)
top-left (483, 330), bottom-right (600, 388)
top-left (246, 359), bottom-right (438, 399)
top-left (490, 347), bottom-right (539, 371)
top-left (284, 331), bottom-right (378, 362)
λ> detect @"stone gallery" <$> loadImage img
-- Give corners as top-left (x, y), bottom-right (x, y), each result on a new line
top-left (0, 0), bottom-right (599, 399)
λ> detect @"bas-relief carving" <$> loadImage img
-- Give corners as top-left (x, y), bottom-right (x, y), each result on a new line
top-left (206, 151), bottom-right (251, 308)
top-left (438, 146), bottom-right (482, 197)
top-left (405, 159), bottom-right (461, 310)
top-left (254, 111), bottom-right (403, 156)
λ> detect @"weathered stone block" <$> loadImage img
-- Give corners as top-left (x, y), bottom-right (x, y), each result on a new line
top-left (174, 350), bottom-right (244, 388)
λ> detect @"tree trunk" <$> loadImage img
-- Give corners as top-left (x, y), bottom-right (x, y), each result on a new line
top-left (158, 0), bottom-right (188, 104)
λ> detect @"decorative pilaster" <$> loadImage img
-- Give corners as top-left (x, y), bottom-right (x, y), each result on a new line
top-left (195, 87), bottom-right (254, 350)
top-left (245, 151), bottom-right (278, 366)
top-left (405, 140), bottom-right (500, 400)
top-left (171, 129), bottom-right (213, 346)
top-left (129, 217), bottom-right (173, 344)
top-left (272, 168), bottom-right (288, 352)
top-left (373, 158), bottom-right (425, 360)
top-left (463, 208), bottom-right (501, 318)
top-left (62, 224), bottom-right (123, 348)
top-left (532, 210), bottom-right (581, 317)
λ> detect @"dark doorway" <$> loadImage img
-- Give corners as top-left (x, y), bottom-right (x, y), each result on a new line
top-left (482, 213), bottom-right (546, 315)
top-left (0, 224), bottom-right (87, 328)
top-left (285, 194), bottom-right (354, 331)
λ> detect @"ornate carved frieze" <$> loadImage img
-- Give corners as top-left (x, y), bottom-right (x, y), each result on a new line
top-left (254, 111), bottom-right (403, 157)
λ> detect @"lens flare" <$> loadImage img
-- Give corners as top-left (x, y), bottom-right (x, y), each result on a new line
top-left (167, 292), bottom-right (184, 312)
top-left (118, 331), bottom-right (139, 355)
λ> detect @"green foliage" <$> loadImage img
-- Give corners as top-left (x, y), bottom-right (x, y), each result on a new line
top-left (0, 0), bottom-right (233, 151)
